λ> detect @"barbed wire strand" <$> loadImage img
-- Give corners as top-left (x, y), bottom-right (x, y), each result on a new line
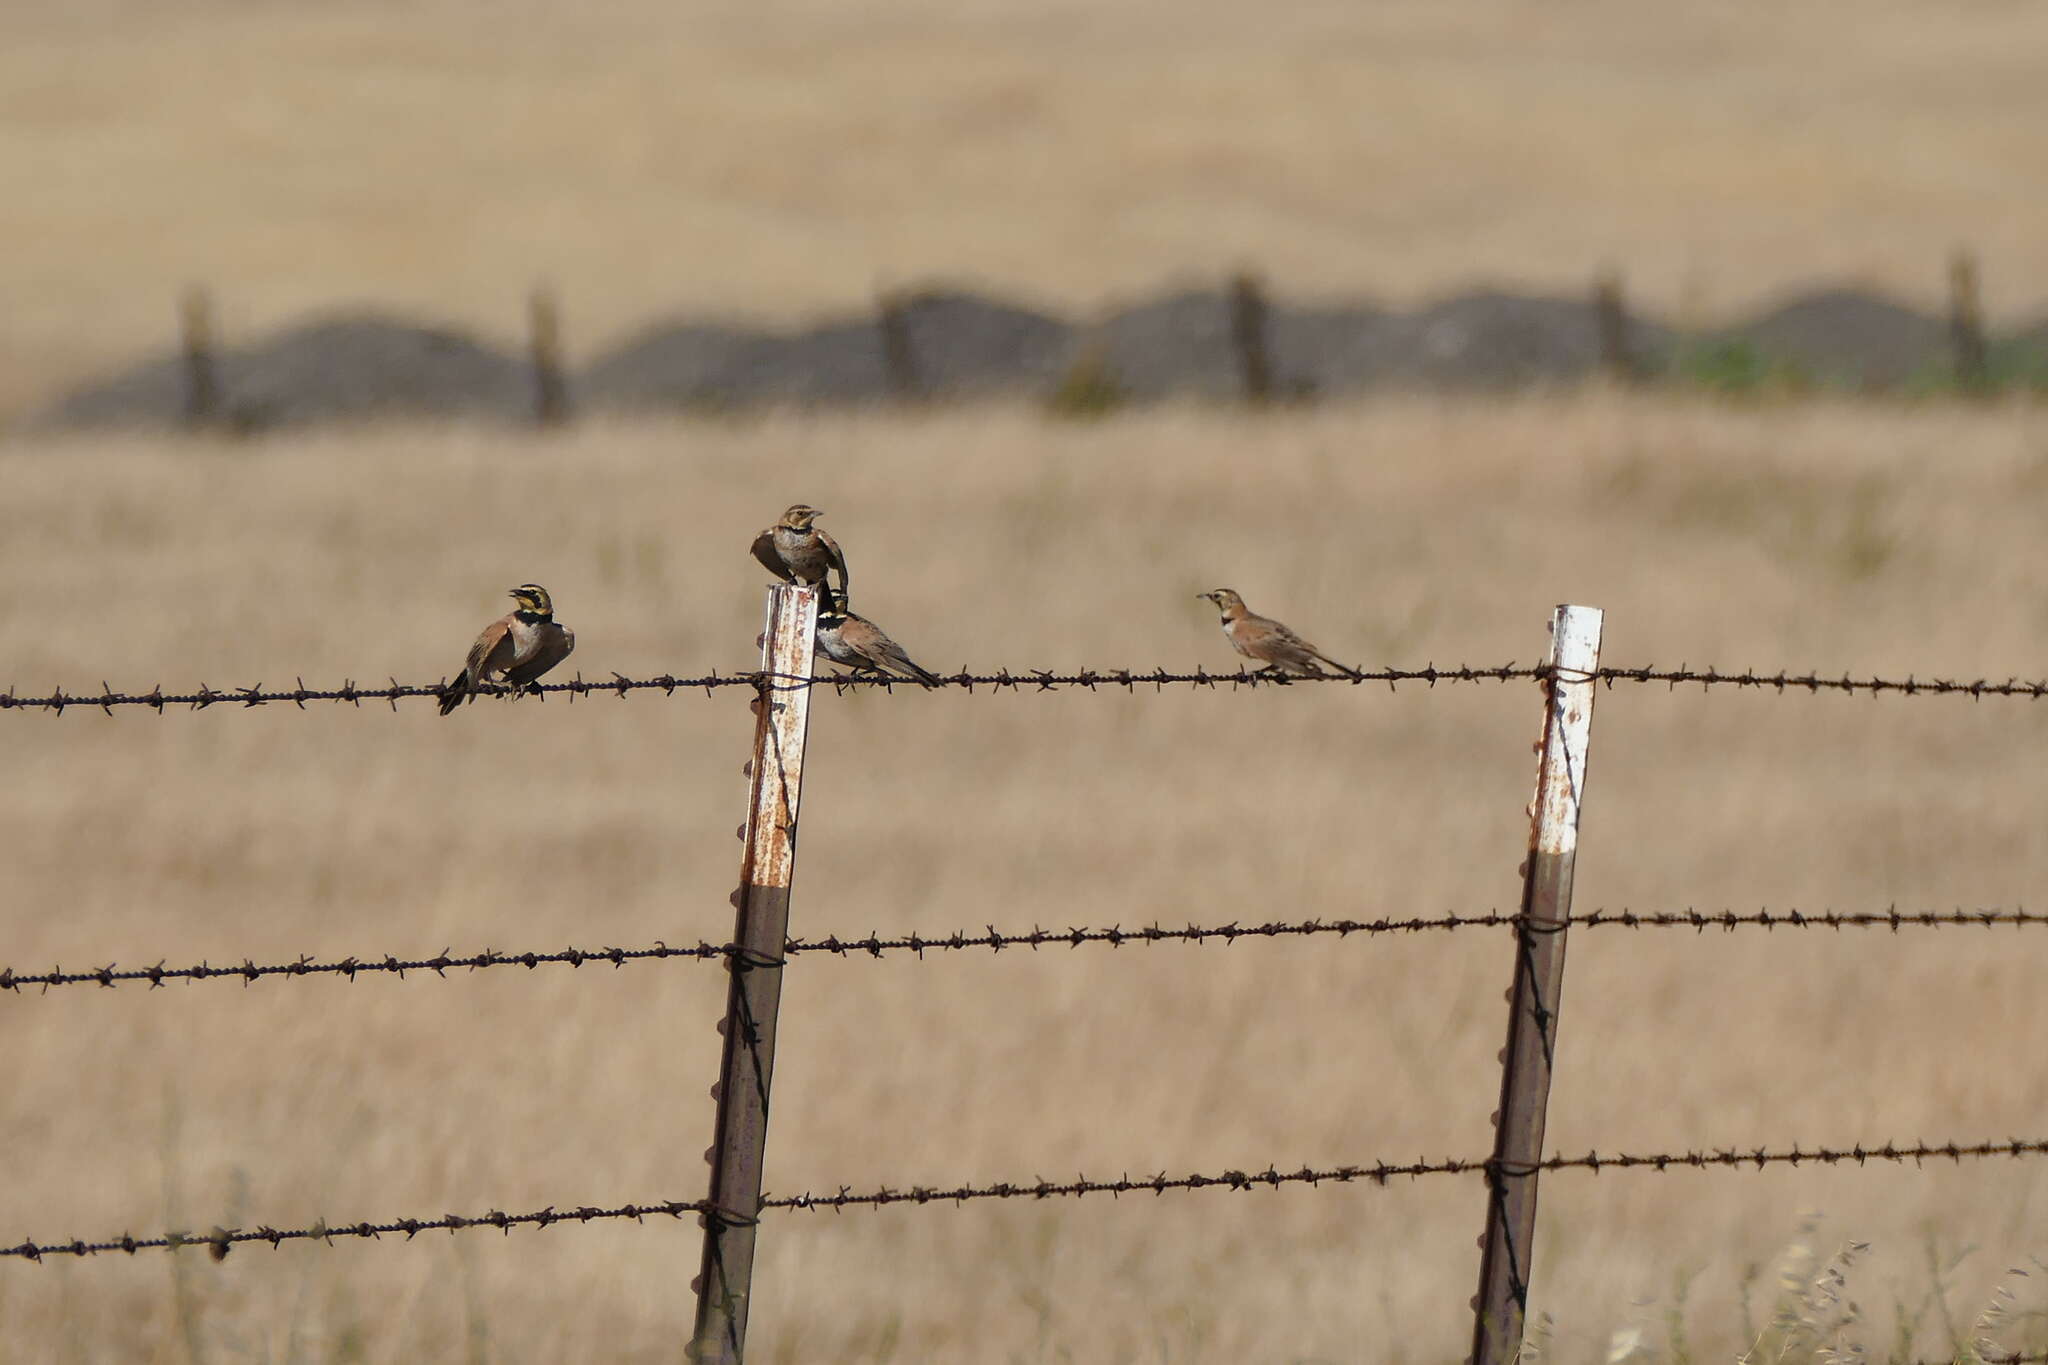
top-left (0, 666), bottom-right (1533, 713)
top-left (0, 1199), bottom-right (714, 1262)
top-left (8, 907), bottom-right (2046, 997)
top-left (765, 1137), bottom-right (2048, 1214)
top-left (6, 664), bottom-right (2048, 713)
top-left (9, 1137), bottom-right (2045, 1262)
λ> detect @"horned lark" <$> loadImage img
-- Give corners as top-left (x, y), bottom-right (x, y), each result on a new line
top-left (750, 503), bottom-right (849, 599)
top-left (816, 593), bottom-right (940, 686)
top-left (1197, 588), bottom-right (1359, 679)
top-left (437, 584), bottom-right (576, 715)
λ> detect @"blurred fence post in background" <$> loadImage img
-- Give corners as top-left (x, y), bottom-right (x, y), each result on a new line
top-left (1593, 271), bottom-right (1635, 386)
top-left (690, 584), bottom-right (822, 1365)
top-left (1949, 249), bottom-right (1989, 393)
top-left (528, 286), bottom-right (569, 427)
top-left (878, 288), bottom-right (925, 402)
top-left (1470, 604), bottom-right (1604, 1365)
top-left (178, 286), bottom-right (220, 431)
top-left (1229, 270), bottom-right (1274, 405)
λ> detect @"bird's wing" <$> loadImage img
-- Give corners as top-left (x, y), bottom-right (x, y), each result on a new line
top-left (845, 616), bottom-right (938, 685)
top-left (1258, 615), bottom-right (1319, 654)
top-left (879, 640), bottom-right (939, 685)
top-left (750, 531), bottom-right (794, 582)
top-left (816, 529), bottom-right (850, 596)
top-left (1229, 616), bottom-right (1286, 659)
top-left (1227, 617), bottom-right (1314, 671)
top-left (1261, 617), bottom-right (1355, 676)
top-left (464, 617), bottom-right (517, 682)
top-left (1265, 624), bottom-right (1334, 675)
top-left (837, 615), bottom-right (888, 664)
top-left (506, 623), bottom-right (574, 686)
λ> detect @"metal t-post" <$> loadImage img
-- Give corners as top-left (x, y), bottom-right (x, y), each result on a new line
top-left (690, 583), bottom-right (821, 1364)
top-left (1470, 604), bottom-right (1604, 1365)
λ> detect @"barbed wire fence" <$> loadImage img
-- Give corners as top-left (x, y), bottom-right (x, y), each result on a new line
top-left (7, 593), bottom-right (2048, 1365)
top-left (9, 661), bottom-right (2048, 712)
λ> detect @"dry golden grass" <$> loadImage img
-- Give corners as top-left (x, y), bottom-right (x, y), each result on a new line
top-left (8, 0), bottom-right (2048, 418)
top-left (5, 396), bottom-right (2048, 1362)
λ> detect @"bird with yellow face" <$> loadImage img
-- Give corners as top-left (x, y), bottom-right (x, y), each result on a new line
top-left (437, 584), bottom-right (576, 715)
top-left (815, 588), bottom-right (940, 686)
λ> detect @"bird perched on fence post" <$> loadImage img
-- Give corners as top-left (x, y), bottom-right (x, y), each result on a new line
top-left (1197, 588), bottom-right (1359, 679)
top-left (437, 584), bottom-right (576, 715)
top-left (816, 589), bottom-right (940, 686)
top-left (750, 503), bottom-right (849, 601)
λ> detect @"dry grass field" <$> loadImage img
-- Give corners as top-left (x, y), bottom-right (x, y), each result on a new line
top-left (5, 396), bottom-right (2048, 1362)
top-left (8, 0), bottom-right (2048, 418)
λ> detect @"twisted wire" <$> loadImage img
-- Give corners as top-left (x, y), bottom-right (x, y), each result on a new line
top-left (10, 1137), bottom-right (2044, 1261)
top-left (8, 907), bottom-right (2044, 997)
top-left (0, 665), bottom-right (1536, 712)
top-left (8, 663), bottom-right (2048, 713)
top-left (0, 1199), bottom-right (712, 1262)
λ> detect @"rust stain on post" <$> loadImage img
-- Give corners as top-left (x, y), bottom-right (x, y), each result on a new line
top-left (1470, 603), bottom-right (1603, 1365)
top-left (690, 584), bottom-right (820, 1365)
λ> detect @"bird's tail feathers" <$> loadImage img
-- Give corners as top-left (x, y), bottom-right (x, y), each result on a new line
top-left (436, 673), bottom-right (473, 716)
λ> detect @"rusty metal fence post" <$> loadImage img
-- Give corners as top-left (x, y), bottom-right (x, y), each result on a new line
top-left (689, 583), bottom-right (821, 1364)
top-left (1470, 603), bottom-right (1604, 1365)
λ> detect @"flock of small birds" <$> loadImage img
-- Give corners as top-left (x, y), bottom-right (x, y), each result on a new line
top-left (435, 503), bottom-right (1358, 714)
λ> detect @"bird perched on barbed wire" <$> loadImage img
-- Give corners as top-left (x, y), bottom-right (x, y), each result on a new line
top-left (751, 503), bottom-right (849, 600)
top-left (1197, 588), bottom-right (1359, 679)
top-left (816, 590), bottom-right (940, 686)
top-left (437, 584), bottom-right (576, 715)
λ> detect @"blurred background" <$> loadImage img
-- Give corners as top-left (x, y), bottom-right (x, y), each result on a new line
top-left (6, 2), bottom-right (2048, 1362)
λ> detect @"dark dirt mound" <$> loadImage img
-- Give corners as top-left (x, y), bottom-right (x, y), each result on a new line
top-left (890, 289), bottom-right (1074, 394)
top-left (1729, 288), bottom-right (1948, 387)
top-left (1082, 287), bottom-right (1669, 397)
top-left (1398, 290), bottom-right (1672, 387)
top-left (1268, 302), bottom-right (1406, 396)
top-left (1084, 289), bottom-right (1246, 399)
top-left (581, 289), bottom-right (1071, 410)
top-left (1084, 289), bottom-right (1405, 399)
top-left (2006, 316), bottom-right (2048, 357)
top-left (578, 321), bottom-right (784, 410)
top-left (34, 313), bottom-right (530, 432)
top-left (29, 283), bottom-right (2013, 428)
